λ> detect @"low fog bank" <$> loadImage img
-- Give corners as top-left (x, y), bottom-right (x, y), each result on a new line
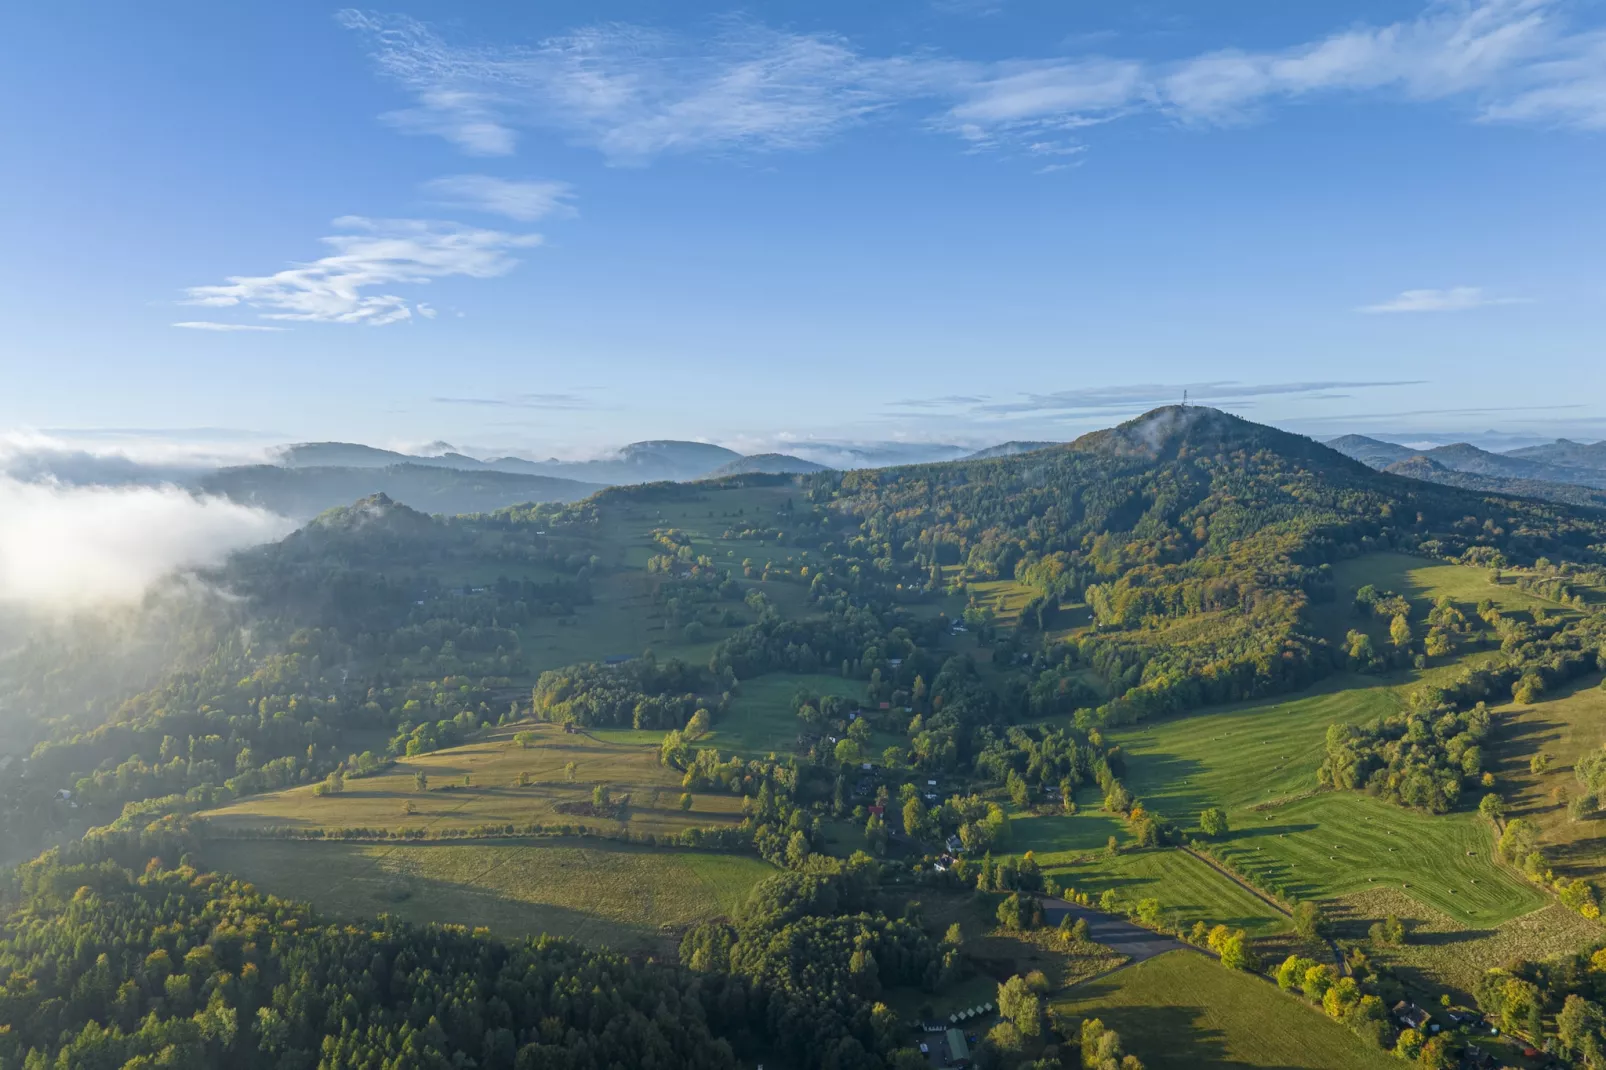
top-left (0, 475), bottom-right (293, 610)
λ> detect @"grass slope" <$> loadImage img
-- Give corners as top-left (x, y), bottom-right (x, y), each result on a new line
top-left (1488, 674), bottom-right (1606, 881)
top-left (203, 722), bottom-right (744, 838)
top-left (202, 838), bottom-right (772, 952)
top-left (1053, 951), bottom-right (1398, 1070)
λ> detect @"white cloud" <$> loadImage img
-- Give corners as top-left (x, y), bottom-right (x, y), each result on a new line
top-left (181, 216), bottom-right (541, 326)
top-left (172, 321), bottom-right (288, 332)
top-left (0, 476), bottom-right (291, 609)
top-left (339, 11), bottom-right (919, 164)
top-left (1358, 286), bottom-right (1530, 313)
top-left (338, 2), bottom-right (1606, 162)
top-left (421, 175), bottom-right (575, 221)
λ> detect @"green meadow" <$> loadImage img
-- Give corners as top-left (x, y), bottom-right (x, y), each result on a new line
top-left (1053, 951), bottom-right (1399, 1070)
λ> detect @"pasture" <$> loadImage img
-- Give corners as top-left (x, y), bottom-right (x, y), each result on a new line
top-left (1049, 848), bottom-right (1290, 938)
top-left (1212, 791), bottom-right (1544, 924)
top-left (713, 672), bottom-right (859, 756)
top-left (1052, 951), bottom-right (1399, 1070)
top-left (202, 721), bottom-right (744, 838)
top-left (1487, 674), bottom-right (1606, 882)
top-left (1106, 667), bottom-right (1546, 923)
top-left (1335, 886), bottom-right (1603, 999)
top-left (1317, 552), bottom-right (1583, 647)
top-left (201, 837), bottom-right (772, 953)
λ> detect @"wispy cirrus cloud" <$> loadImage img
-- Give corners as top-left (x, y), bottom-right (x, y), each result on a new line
top-left (432, 393), bottom-right (596, 410)
top-left (180, 216), bottom-right (541, 326)
top-left (338, 2), bottom-right (1606, 164)
top-left (171, 321), bottom-right (288, 332)
top-left (890, 380), bottom-right (1424, 418)
top-left (1358, 286), bottom-right (1531, 313)
top-left (421, 175), bottom-right (575, 221)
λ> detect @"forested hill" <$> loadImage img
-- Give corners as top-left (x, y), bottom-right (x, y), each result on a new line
top-left (824, 406), bottom-right (1606, 722)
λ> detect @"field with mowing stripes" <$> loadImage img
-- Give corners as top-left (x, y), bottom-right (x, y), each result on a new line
top-left (1214, 792), bottom-right (1544, 924)
top-left (202, 838), bottom-right (773, 952)
top-left (1050, 848), bottom-right (1290, 937)
top-left (1053, 951), bottom-right (1398, 1070)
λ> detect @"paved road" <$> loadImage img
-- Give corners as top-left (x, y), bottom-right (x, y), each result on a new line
top-left (1039, 898), bottom-right (1190, 965)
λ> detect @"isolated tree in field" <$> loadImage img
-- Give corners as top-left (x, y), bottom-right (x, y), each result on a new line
top-left (462, 774), bottom-right (471, 787)
top-left (1368, 914), bottom-right (1405, 946)
top-left (564, 761), bottom-right (577, 782)
top-left (1389, 613), bottom-right (1412, 650)
top-left (1479, 792), bottom-right (1505, 823)
top-left (996, 975), bottom-right (1041, 1038)
top-left (515, 770), bottom-right (530, 787)
top-left (591, 783), bottom-right (610, 808)
top-left (1292, 900), bottom-right (1327, 940)
top-left (1531, 751), bottom-right (1552, 774)
top-left (679, 792), bottom-right (693, 811)
top-left (401, 799), bottom-right (416, 815)
top-left (1198, 806), bottom-right (1228, 839)
top-left (513, 731), bottom-right (535, 749)
top-left (413, 771), bottom-right (427, 792)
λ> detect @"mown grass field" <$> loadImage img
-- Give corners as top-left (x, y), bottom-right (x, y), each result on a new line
top-left (1214, 791), bottom-right (1544, 924)
top-left (202, 721), bottom-right (744, 837)
top-left (1052, 951), bottom-right (1398, 1070)
top-left (1049, 848), bottom-right (1290, 937)
top-left (1103, 679), bottom-right (1545, 923)
top-left (202, 837), bottom-right (773, 952)
top-left (1487, 674), bottom-right (1606, 881)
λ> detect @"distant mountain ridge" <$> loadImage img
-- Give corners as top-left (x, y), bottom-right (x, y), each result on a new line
top-left (706, 453), bottom-right (829, 477)
top-left (962, 441), bottom-right (1062, 461)
top-left (200, 463), bottom-right (602, 521)
top-left (1325, 434), bottom-right (1417, 467)
top-left (1383, 455), bottom-right (1606, 511)
top-left (1506, 438), bottom-right (1606, 473)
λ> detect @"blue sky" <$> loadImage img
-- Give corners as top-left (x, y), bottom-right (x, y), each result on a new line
top-left (2, 0), bottom-right (1603, 457)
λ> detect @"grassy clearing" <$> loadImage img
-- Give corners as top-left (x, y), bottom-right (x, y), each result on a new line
top-left (1048, 849), bottom-right (1290, 937)
top-left (1213, 791), bottom-right (1544, 924)
top-left (201, 837), bottom-right (773, 953)
top-left (1316, 552), bottom-right (1580, 647)
top-left (1486, 674), bottom-right (1606, 882)
top-left (1334, 887), bottom-right (1602, 1000)
top-left (1052, 950), bottom-right (1398, 1070)
top-left (968, 579), bottom-right (1038, 629)
top-left (202, 721), bottom-right (743, 838)
top-left (714, 672), bottom-right (858, 756)
top-left (1107, 662), bottom-right (1544, 922)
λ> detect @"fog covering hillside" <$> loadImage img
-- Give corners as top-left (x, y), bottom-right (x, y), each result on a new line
top-left (198, 462), bottom-right (603, 520)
